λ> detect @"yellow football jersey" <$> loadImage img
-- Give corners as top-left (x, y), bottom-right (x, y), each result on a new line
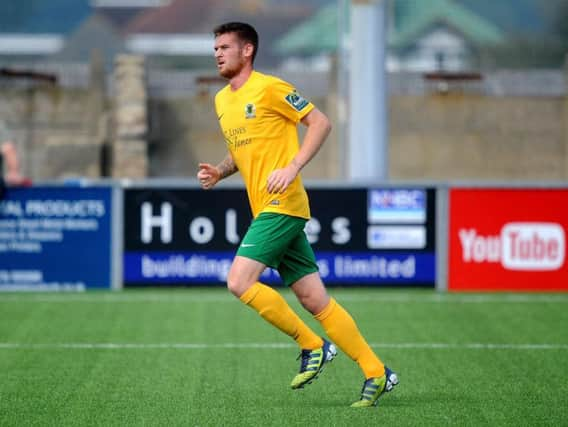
top-left (214, 71), bottom-right (315, 219)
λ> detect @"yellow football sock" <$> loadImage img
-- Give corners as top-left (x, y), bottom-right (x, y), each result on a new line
top-left (315, 297), bottom-right (385, 379)
top-left (239, 282), bottom-right (323, 350)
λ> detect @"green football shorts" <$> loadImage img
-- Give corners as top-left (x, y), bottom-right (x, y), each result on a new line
top-left (236, 212), bottom-right (319, 287)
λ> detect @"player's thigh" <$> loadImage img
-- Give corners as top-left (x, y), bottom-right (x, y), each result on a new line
top-left (278, 231), bottom-right (319, 287)
top-left (227, 255), bottom-right (267, 297)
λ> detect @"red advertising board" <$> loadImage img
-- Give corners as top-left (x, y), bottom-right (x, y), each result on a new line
top-left (448, 188), bottom-right (568, 291)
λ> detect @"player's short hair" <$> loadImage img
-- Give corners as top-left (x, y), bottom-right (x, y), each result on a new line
top-left (213, 22), bottom-right (259, 64)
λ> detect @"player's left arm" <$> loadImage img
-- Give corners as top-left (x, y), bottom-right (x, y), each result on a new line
top-left (267, 108), bottom-right (331, 194)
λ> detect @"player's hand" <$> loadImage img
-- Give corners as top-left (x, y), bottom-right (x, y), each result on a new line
top-left (197, 163), bottom-right (220, 190)
top-left (267, 163), bottom-right (299, 194)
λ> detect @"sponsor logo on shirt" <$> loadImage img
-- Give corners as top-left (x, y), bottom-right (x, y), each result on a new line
top-left (245, 103), bottom-right (256, 119)
top-left (285, 91), bottom-right (309, 112)
top-left (223, 126), bottom-right (251, 150)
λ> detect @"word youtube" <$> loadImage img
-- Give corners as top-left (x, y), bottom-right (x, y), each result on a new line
top-left (459, 222), bottom-right (565, 271)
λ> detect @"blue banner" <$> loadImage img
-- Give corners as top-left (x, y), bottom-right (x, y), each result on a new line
top-left (0, 186), bottom-right (113, 290)
top-left (124, 251), bottom-right (436, 286)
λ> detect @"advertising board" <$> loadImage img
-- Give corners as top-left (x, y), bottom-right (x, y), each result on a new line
top-left (123, 186), bottom-right (436, 287)
top-left (448, 188), bottom-right (568, 291)
top-left (0, 186), bottom-right (114, 290)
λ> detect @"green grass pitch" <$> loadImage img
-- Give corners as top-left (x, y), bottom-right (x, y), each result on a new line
top-left (1, 288), bottom-right (567, 426)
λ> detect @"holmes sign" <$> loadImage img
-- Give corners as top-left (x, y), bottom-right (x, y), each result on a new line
top-left (123, 186), bottom-right (437, 287)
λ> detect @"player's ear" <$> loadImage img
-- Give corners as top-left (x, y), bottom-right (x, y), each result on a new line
top-left (243, 42), bottom-right (254, 60)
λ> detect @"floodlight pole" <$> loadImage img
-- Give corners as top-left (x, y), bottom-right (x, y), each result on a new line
top-left (348, 0), bottom-right (388, 182)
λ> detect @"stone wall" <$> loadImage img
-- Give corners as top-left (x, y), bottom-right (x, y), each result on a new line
top-left (1, 63), bottom-right (567, 182)
top-left (0, 54), bottom-right (151, 181)
top-left (149, 91), bottom-right (568, 181)
top-left (147, 93), bottom-right (340, 180)
top-left (390, 94), bottom-right (568, 180)
top-left (0, 86), bottom-right (103, 180)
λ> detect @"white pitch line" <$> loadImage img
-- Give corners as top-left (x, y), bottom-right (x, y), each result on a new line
top-left (337, 295), bottom-right (568, 304)
top-left (1, 342), bottom-right (567, 350)
top-left (0, 293), bottom-right (568, 304)
top-left (0, 294), bottom-right (236, 303)
top-left (374, 343), bottom-right (568, 350)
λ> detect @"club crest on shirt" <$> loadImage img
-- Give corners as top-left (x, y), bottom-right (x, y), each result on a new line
top-left (245, 103), bottom-right (256, 119)
top-left (285, 91), bottom-right (309, 112)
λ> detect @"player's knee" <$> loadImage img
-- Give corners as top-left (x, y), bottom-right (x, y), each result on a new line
top-left (297, 293), bottom-right (316, 313)
top-left (226, 277), bottom-right (239, 297)
top-left (226, 272), bottom-right (248, 298)
top-left (298, 293), bottom-right (329, 315)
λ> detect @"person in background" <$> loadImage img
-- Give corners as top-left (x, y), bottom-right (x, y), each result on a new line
top-left (0, 140), bottom-right (31, 199)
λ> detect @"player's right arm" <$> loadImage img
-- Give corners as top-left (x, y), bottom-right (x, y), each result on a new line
top-left (197, 152), bottom-right (238, 190)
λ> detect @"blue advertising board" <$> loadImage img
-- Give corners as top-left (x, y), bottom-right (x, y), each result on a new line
top-left (123, 187), bottom-right (436, 287)
top-left (123, 251), bottom-right (435, 285)
top-left (0, 186), bottom-right (113, 290)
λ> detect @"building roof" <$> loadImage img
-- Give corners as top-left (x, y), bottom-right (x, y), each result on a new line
top-left (274, 3), bottom-right (338, 55)
top-left (275, 0), bottom-right (507, 55)
top-left (392, 0), bottom-right (505, 49)
top-left (124, 0), bottom-right (223, 33)
top-left (123, 0), bottom-right (312, 34)
top-left (122, 0), bottom-right (315, 65)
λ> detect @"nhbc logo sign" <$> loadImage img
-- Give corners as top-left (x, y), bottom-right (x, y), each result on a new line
top-left (459, 222), bottom-right (565, 271)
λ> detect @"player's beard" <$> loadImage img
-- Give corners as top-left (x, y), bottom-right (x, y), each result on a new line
top-left (218, 53), bottom-right (247, 79)
top-left (219, 66), bottom-right (237, 79)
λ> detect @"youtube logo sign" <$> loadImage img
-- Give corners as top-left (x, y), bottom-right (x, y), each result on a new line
top-left (449, 189), bottom-right (568, 291)
top-left (459, 223), bottom-right (565, 271)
